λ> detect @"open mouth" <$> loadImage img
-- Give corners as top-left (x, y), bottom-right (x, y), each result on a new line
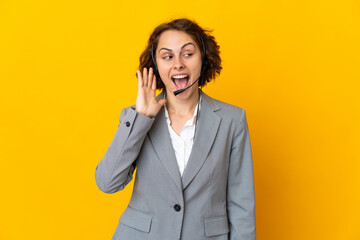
top-left (171, 74), bottom-right (190, 89)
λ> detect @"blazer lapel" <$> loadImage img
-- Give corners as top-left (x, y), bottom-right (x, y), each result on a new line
top-left (181, 92), bottom-right (221, 190)
top-left (147, 91), bottom-right (183, 191)
top-left (147, 91), bottom-right (221, 192)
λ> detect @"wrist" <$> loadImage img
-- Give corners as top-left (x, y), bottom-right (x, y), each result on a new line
top-left (135, 107), bottom-right (152, 118)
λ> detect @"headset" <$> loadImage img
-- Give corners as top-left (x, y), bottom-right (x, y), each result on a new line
top-left (151, 35), bottom-right (208, 96)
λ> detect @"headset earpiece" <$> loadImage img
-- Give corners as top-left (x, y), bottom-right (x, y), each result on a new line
top-left (151, 45), bottom-right (161, 80)
top-left (199, 35), bottom-right (208, 81)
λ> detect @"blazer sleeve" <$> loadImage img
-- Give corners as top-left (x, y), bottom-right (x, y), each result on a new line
top-left (227, 109), bottom-right (256, 240)
top-left (95, 106), bottom-right (155, 194)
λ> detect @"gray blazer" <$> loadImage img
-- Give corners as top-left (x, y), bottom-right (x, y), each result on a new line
top-left (95, 91), bottom-right (256, 240)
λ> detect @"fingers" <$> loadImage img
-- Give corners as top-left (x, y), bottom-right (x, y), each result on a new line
top-left (136, 70), bottom-right (143, 87)
top-left (148, 67), bottom-right (154, 88)
top-left (142, 68), bottom-right (148, 87)
top-left (138, 67), bottom-right (156, 90)
top-left (152, 74), bottom-right (157, 90)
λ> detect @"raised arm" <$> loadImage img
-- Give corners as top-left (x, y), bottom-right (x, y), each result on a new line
top-left (95, 67), bottom-right (166, 193)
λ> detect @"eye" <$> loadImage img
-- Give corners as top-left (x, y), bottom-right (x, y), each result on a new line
top-left (184, 53), bottom-right (193, 57)
top-left (163, 55), bottom-right (172, 60)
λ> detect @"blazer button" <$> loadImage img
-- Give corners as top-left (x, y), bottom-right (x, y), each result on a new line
top-left (174, 204), bottom-right (181, 212)
top-left (125, 121), bottom-right (131, 127)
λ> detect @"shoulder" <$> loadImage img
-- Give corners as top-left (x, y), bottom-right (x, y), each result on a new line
top-left (204, 93), bottom-right (246, 124)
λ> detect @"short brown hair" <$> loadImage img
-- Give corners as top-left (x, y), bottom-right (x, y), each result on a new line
top-left (138, 18), bottom-right (222, 89)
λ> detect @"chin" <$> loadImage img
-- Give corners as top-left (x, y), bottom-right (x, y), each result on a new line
top-left (176, 87), bottom-right (198, 99)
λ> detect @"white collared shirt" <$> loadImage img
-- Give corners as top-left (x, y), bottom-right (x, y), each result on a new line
top-left (164, 95), bottom-right (201, 177)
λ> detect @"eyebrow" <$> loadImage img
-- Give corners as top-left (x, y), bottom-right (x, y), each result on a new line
top-left (158, 42), bottom-right (196, 53)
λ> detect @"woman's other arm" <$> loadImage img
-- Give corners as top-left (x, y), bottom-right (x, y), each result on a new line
top-left (227, 109), bottom-right (256, 240)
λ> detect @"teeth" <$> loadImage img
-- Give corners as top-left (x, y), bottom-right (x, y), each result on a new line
top-left (172, 74), bottom-right (188, 79)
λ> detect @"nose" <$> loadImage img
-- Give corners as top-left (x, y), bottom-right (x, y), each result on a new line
top-left (173, 56), bottom-right (184, 70)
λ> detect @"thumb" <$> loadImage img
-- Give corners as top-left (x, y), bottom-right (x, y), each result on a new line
top-left (157, 99), bottom-right (166, 107)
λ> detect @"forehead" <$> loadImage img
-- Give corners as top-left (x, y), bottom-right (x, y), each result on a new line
top-left (157, 30), bottom-right (198, 50)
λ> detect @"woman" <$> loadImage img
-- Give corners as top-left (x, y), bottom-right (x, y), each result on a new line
top-left (95, 18), bottom-right (256, 240)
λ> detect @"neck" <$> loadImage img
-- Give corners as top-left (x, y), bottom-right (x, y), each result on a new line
top-left (164, 89), bottom-right (200, 117)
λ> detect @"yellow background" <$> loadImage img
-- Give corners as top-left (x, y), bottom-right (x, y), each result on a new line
top-left (1, 0), bottom-right (359, 239)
